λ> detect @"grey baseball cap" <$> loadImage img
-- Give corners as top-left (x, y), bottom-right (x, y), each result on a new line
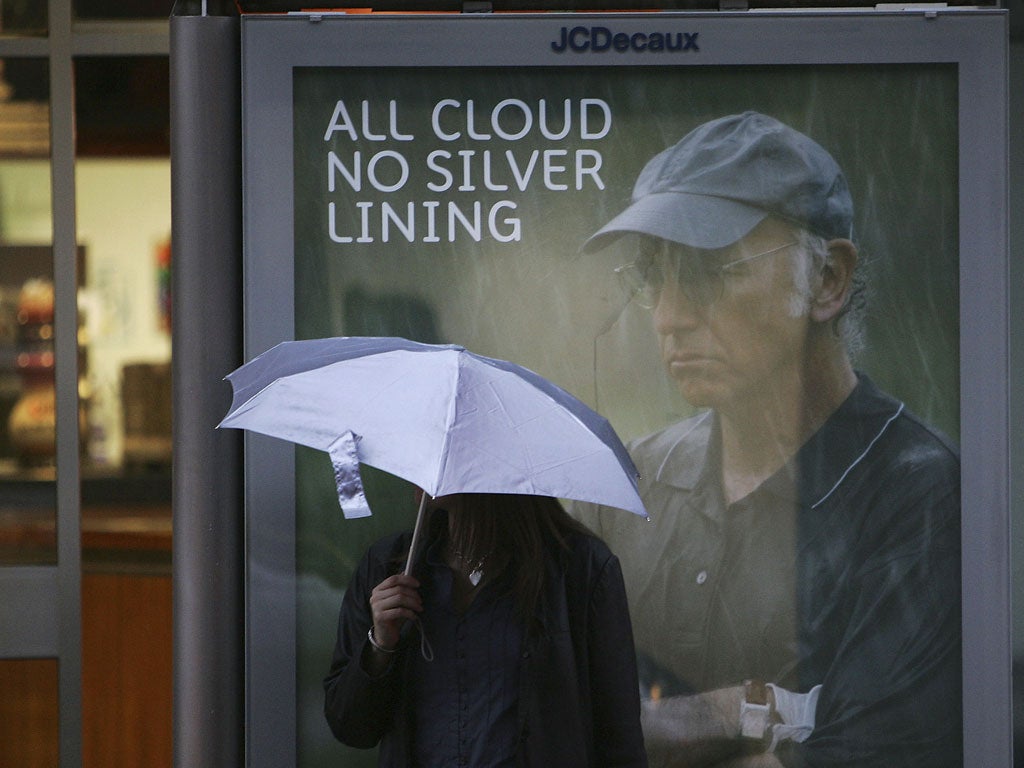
top-left (583, 111), bottom-right (853, 252)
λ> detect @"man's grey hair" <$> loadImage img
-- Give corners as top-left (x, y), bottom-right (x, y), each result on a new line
top-left (791, 228), bottom-right (867, 358)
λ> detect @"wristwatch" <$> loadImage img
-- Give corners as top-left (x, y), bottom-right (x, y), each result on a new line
top-left (739, 679), bottom-right (774, 741)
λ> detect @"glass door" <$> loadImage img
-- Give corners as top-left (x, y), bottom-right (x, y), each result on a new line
top-left (0, 3), bottom-right (172, 766)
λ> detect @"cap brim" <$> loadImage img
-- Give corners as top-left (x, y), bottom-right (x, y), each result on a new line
top-left (582, 192), bottom-right (769, 253)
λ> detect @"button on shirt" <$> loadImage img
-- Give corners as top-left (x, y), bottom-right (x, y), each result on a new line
top-left (620, 422), bottom-right (801, 694)
top-left (411, 543), bottom-right (523, 768)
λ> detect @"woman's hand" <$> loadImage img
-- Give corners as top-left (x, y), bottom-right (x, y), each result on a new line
top-left (368, 573), bottom-right (422, 651)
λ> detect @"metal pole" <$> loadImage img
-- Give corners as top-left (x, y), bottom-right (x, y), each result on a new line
top-left (170, 4), bottom-right (243, 767)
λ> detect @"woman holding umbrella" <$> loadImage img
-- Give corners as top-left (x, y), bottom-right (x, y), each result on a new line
top-left (323, 491), bottom-right (648, 768)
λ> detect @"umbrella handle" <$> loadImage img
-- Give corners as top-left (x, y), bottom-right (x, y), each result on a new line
top-left (404, 491), bottom-right (430, 577)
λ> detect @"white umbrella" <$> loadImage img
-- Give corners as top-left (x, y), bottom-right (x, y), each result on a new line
top-left (219, 336), bottom-right (646, 571)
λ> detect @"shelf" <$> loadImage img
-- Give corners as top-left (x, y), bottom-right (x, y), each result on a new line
top-left (0, 462), bottom-right (172, 504)
top-left (0, 467), bottom-right (172, 569)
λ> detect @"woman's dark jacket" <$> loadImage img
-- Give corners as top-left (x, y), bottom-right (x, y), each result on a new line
top-left (323, 526), bottom-right (648, 768)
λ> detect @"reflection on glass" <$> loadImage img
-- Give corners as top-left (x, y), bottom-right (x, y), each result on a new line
top-left (73, 55), bottom-right (173, 691)
top-left (288, 64), bottom-right (961, 767)
top-left (8, 277), bottom-right (55, 467)
top-left (75, 57), bottom-right (170, 156)
top-left (74, 0), bottom-right (173, 20)
top-left (0, 658), bottom-right (59, 764)
top-left (74, 161), bottom-right (171, 475)
top-left (0, 257), bottom-right (57, 565)
top-left (0, 57), bottom-right (49, 158)
top-left (70, 52), bottom-right (174, 765)
top-left (0, 3), bottom-right (47, 36)
top-left (75, 55), bottom-right (171, 483)
top-left (0, 55), bottom-right (56, 564)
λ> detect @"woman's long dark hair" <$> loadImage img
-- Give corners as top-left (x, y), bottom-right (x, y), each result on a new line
top-left (436, 493), bottom-right (592, 622)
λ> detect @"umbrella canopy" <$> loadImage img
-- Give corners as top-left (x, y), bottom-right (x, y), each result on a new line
top-left (218, 337), bottom-right (645, 521)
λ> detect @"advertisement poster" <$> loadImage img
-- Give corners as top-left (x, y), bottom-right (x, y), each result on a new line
top-left (289, 63), bottom-right (960, 767)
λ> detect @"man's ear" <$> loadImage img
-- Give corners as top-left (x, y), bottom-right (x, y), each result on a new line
top-left (810, 239), bottom-right (857, 323)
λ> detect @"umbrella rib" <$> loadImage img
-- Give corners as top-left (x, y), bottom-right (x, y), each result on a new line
top-left (487, 383), bottom-right (541, 485)
top-left (433, 351), bottom-right (462, 494)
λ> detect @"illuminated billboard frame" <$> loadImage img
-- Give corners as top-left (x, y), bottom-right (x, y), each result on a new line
top-left (241, 10), bottom-right (1009, 768)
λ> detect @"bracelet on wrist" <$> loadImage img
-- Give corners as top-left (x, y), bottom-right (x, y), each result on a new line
top-left (367, 626), bottom-right (397, 654)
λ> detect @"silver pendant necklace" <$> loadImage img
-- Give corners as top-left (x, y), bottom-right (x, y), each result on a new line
top-left (452, 548), bottom-right (490, 587)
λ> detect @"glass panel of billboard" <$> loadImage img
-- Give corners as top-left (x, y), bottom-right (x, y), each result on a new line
top-left (240, 12), bottom-right (1008, 768)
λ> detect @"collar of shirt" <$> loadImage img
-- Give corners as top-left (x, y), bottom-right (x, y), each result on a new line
top-left (650, 373), bottom-right (905, 510)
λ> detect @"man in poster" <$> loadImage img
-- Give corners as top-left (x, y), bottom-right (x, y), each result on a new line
top-left (576, 112), bottom-right (962, 767)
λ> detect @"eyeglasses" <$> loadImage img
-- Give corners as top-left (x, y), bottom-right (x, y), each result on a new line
top-left (614, 239), bottom-right (799, 308)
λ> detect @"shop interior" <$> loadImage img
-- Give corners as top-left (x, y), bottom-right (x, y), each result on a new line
top-left (0, 7), bottom-right (173, 763)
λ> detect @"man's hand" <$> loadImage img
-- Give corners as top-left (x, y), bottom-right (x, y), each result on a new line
top-left (716, 754), bottom-right (784, 768)
top-left (641, 686), bottom-right (784, 768)
top-left (641, 686), bottom-right (744, 767)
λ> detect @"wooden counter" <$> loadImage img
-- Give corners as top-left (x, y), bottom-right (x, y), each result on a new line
top-left (0, 503), bottom-right (171, 567)
top-left (0, 469), bottom-right (173, 768)
top-left (0, 466), bottom-right (172, 565)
